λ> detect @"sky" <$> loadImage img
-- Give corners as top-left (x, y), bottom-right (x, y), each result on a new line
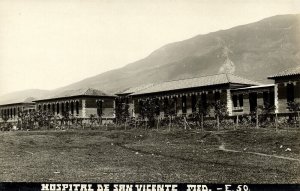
top-left (0, 0), bottom-right (300, 96)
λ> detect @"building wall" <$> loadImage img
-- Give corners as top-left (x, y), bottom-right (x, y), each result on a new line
top-left (0, 103), bottom-right (36, 123)
top-left (36, 98), bottom-right (83, 117)
top-left (35, 96), bottom-right (115, 120)
top-left (231, 87), bottom-right (275, 115)
top-left (132, 87), bottom-right (230, 119)
top-left (275, 76), bottom-right (300, 113)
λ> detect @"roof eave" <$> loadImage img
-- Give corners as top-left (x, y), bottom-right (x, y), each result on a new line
top-left (268, 73), bottom-right (300, 79)
top-left (131, 83), bottom-right (232, 97)
top-left (34, 94), bottom-right (116, 102)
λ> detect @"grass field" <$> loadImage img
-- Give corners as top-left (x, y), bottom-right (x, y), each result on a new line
top-left (0, 128), bottom-right (299, 183)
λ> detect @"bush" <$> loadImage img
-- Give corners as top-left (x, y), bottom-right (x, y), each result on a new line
top-left (220, 119), bottom-right (235, 129)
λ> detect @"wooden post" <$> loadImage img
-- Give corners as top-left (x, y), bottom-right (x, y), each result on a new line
top-left (125, 118), bottom-right (127, 130)
top-left (201, 113), bottom-right (204, 131)
top-left (217, 115), bottom-right (220, 131)
top-left (275, 113), bottom-right (278, 131)
top-left (298, 111), bottom-right (300, 128)
top-left (168, 116), bottom-right (171, 131)
top-left (235, 115), bottom-right (239, 130)
top-left (156, 118), bottom-right (160, 131)
top-left (184, 116), bottom-right (187, 130)
top-left (106, 117), bottom-right (108, 130)
top-left (256, 109), bottom-right (259, 129)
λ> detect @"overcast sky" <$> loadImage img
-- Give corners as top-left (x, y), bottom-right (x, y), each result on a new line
top-left (0, 0), bottom-right (299, 95)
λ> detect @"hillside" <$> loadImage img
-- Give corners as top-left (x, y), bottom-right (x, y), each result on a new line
top-left (1, 14), bottom-right (300, 103)
top-left (57, 14), bottom-right (300, 93)
top-left (0, 89), bottom-right (50, 105)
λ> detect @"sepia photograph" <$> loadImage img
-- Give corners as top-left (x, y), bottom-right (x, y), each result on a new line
top-left (0, 0), bottom-right (300, 188)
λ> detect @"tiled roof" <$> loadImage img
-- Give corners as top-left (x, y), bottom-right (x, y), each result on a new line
top-left (117, 83), bottom-right (155, 95)
top-left (131, 73), bottom-right (260, 96)
top-left (0, 97), bottom-right (36, 106)
top-left (35, 88), bottom-right (114, 101)
top-left (231, 84), bottom-right (274, 91)
top-left (268, 66), bottom-right (300, 79)
top-left (0, 101), bottom-right (35, 107)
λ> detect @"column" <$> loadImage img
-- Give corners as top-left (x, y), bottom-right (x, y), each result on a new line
top-left (274, 84), bottom-right (279, 113)
top-left (226, 89), bottom-right (233, 116)
top-left (82, 99), bottom-right (86, 118)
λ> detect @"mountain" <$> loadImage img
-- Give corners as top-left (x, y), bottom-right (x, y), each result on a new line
top-left (0, 89), bottom-right (50, 105)
top-left (1, 14), bottom-right (300, 104)
top-left (57, 14), bottom-right (300, 93)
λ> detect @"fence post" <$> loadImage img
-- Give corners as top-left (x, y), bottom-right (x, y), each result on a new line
top-left (256, 109), bottom-right (259, 129)
top-left (105, 117), bottom-right (108, 130)
top-left (298, 111), bottom-right (300, 128)
top-left (168, 116), bottom-right (171, 131)
top-left (235, 115), bottom-right (239, 130)
top-left (125, 118), bottom-right (127, 130)
top-left (145, 120), bottom-right (147, 130)
top-left (201, 114), bottom-right (204, 131)
top-left (217, 115), bottom-right (220, 131)
top-left (275, 113), bottom-right (278, 131)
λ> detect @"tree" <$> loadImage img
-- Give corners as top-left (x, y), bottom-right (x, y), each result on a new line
top-left (214, 100), bottom-right (228, 130)
top-left (1, 114), bottom-right (9, 131)
top-left (257, 103), bottom-right (275, 127)
top-left (115, 97), bottom-right (130, 126)
top-left (287, 101), bottom-right (300, 127)
top-left (139, 98), bottom-right (159, 128)
top-left (195, 99), bottom-right (210, 131)
top-left (61, 111), bottom-right (71, 129)
top-left (76, 118), bottom-right (84, 129)
top-left (89, 114), bottom-right (97, 128)
top-left (17, 110), bottom-right (26, 130)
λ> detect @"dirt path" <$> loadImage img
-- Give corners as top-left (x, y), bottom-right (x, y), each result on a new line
top-left (213, 132), bottom-right (300, 162)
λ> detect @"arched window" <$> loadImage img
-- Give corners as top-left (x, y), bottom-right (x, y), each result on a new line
top-left (191, 95), bottom-right (197, 113)
top-left (215, 91), bottom-right (221, 102)
top-left (38, 105), bottom-right (41, 111)
top-left (263, 92), bottom-right (269, 108)
top-left (200, 93), bottom-right (207, 111)
top-left (48, 104), bottom-right (51, 111)
top-left (13, 108), bottom-right (16, 117)
top-left (10, 108), bottom-right (13, 118)
top-left (96, 100), bottom-right (102, 117)
top-left (52, 103), bottom-right (55, 113)
top-left (71, 101), bottom-right (74, 114)
top-left (76, 101), bottom-right (79, 115)
top-left (233, 95), bottom-right (238, 107)
top-left (238, 94), bottom-right (243, 107)
top-left (155, 99), bottom-right (160, 115)
top-left (287, 83), bottom-right (295, 102)
top-left (249, 92), bottom-right (257, 112)
top-left (43, 104), bottom-right (46, 111)
top-left (56, 103), bottom-right (60, 114)
top-left (181, 96), bottom-right (187, 114)
top-left (66, 102), bottom-right (69, 112)
top-left (61, 103), bottom-right (65, 113)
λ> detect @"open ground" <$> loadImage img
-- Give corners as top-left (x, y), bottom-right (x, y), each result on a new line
top-left (0, 128), bottom-right (299, 183)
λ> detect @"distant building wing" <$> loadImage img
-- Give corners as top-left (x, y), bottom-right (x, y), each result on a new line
top-left (130, 73), bottom-right (261, 96)
top-left (268, 66), bottom-right (300, 79)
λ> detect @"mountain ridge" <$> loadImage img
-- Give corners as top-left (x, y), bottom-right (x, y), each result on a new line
top-left (1, 14), bottom-right (300, 104)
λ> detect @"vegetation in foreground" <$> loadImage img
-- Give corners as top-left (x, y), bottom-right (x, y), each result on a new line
top-left (0, 128), bottom-right (299, 183)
